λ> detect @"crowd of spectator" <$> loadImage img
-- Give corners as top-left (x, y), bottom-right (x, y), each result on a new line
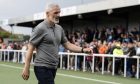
top-left (59, 25), bottom-right (140, 78)
top-left (0, 25), bottom-right (140, 78)
top-left (0, 37), bottom-right (28, 63)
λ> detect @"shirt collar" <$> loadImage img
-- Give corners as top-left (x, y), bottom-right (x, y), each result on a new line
top-left (44, 19), bottom-right (55, 28)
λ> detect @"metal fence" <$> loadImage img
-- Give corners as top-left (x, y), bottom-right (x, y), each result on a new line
top-left (0, 49), bottom-right (140, 79)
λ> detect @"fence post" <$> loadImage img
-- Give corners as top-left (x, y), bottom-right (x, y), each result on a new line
top-left (136, 57), bottom-right (139, 79)
top-left (112, 57), bottom-right (115, 76)
top-left (75, 55), bottom-right (77, 71)
top-left (124, 57), bottom-right (127, 77)
top-left (60, 54), bottom-right (63, 69)
top-left (7, 51), bottom-right (9, 62)
top-left (92, 54), bottom-right (95, 73)
top-left (13, 51), bottom-right (16, 62)
top-left (83, 55), bottom-right (86, 72)
top-left (102, 56), bottom-right (105, 75)
top-left (67, 53), bottom-right (70, 70)
top-left (4, 51), bottom-right (6, 62)
top-left (18, 51), bottom-right (20, 63)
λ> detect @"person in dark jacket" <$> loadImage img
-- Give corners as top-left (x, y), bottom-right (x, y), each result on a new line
top-left (126, 42), bottom-right (136, 77)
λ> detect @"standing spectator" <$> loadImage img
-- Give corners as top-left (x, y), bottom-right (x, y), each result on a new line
top-left (126, 42), bottom-right (136, 77)
top-left (113, 43), bottom-right (124, 75)
top-left (7, 43), bottom-right (14, 61)
top-left (106, 42), bottom-right (115, 73)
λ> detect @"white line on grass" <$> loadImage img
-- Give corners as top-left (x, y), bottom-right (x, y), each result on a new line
top-left (57, 73), bottom-right (121, 84)
top-left (0, 64), bottom-right (121, 84)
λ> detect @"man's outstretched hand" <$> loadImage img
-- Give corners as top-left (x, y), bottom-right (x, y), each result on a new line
top-left (83, 48), bottom-right (93, 55)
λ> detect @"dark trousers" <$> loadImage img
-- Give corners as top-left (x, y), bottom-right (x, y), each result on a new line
top-left (34, 66), bottom-right (57, 84)
top-left (115, 59), bottom-right (121, 74)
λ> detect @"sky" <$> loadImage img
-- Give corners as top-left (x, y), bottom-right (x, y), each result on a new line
top-left (0, 0), bottom-right (53, 35)
top-left (0, 0), bottom-right (95, 19)
top-left (1, 25), bottom-right (32, 35)
top-left (0, 0), bottom-right (94, 35)
top-left (0, 0), bottom-right (49, 19)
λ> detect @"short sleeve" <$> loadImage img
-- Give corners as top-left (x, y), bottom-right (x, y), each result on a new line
top-left (29, 27), bottom-right (44, 47)
top-left (61, 28), bottom-right (68, 44)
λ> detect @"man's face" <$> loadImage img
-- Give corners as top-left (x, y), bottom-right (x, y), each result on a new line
top-left (47, 6), bottom-right (60, 24)
top-left (128, 43), bottom-right (133, 48)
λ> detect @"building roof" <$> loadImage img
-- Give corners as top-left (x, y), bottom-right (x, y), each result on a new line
top-left (0, 0), bottom-right (140, 26)
top-left (0, 27), bottom-right (9, 33)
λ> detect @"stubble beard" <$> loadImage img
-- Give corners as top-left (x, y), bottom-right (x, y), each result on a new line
top-left (54, 18), bottom-right (59, 24)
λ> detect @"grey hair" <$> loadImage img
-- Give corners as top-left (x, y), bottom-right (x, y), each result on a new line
top-left (45, 3), bottom-right (60, 12)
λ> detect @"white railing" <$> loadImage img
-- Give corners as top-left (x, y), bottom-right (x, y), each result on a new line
top-left (0, 49), bottom-right (36, 64)
top-left (0, 49), bottom-right (140, 79)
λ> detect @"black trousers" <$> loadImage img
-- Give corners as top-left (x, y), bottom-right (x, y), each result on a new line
top-left (34, 66), bottom-right (57, 84)
top-left (115, 59), bottom-right (121, 74)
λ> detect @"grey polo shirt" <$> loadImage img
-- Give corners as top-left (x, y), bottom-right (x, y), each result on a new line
top-left (29, 20), bottom-right (68, 69)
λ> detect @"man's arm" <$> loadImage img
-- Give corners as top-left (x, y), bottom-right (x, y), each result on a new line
top-left (63, 42), bottom-right (92, 53)
top-left (22, 43), bottom-right (35, 80)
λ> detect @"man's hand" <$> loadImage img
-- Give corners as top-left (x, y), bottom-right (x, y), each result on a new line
top-left (22, 68), bottom-right (30, 80)
top-left (83, 48), bottom-right (93, 54)
top-left (21, 43), bottom-right (34, 80)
